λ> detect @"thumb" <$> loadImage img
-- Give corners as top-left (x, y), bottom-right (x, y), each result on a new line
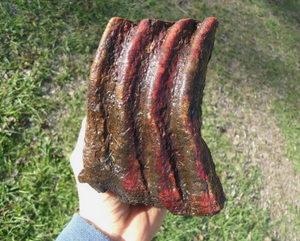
top-left (70, 116), bottom-right (87, 179)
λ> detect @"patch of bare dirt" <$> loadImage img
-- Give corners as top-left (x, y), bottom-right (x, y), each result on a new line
top-left (204, 68), bottom-right (300, 240)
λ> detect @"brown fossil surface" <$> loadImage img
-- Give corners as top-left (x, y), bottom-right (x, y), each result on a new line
top-left (78, 17), bottom-right (225, 216)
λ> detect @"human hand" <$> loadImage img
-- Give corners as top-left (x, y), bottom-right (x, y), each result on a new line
top-left (70, 117), bottom-right (167, 241)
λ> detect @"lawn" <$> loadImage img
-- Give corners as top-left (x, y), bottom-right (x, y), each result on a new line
top-left (1, 0), bottom-right (299, 240)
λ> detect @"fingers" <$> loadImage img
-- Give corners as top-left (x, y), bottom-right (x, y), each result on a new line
top-left (147, 207), bottom-right (167, 240)
top-left (147, 207), bottom-right (167, 225)
top-left (76, 116), bottom-right (87, 151)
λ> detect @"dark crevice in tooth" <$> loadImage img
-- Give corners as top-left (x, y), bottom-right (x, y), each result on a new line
top-left (121, 19), bottom-right (174, 203)
top-left (168, 21), bottom-right (199, 213)
top-left (105, 22), bottom-right (144, 203)
top-left (174, 18), bottom-right (224, 214)
top-left (121, 20), bottom-right (153, 197)
top-left (141, 21), bottom-right (173, 205)
top-left (104, 21), bottom-right (137, 187)
top-left (79, 18), bottom-right (137, 191)
top-left (149, 19), bottom-right (198, 213)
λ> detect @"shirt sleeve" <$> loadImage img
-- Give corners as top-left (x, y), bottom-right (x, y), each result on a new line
top-left (56, 213), bottom-right (111, 241)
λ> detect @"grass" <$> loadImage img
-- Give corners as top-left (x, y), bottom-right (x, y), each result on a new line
top-left (1, 0), bottom-right (299, 240)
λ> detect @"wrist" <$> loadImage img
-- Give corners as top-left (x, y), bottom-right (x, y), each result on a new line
top-left (79, 213), bottom-right (120, 241)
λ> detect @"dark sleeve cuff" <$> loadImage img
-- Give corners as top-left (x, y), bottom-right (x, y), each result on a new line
top-left (56, 213), bottom-right (111, 241)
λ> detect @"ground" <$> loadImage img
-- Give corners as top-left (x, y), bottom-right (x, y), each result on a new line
top-left (204, 73), bottom-right (300, 240)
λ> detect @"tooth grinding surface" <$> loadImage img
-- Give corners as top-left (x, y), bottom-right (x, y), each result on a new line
top-left (78, 17), bottom-right (226, 216)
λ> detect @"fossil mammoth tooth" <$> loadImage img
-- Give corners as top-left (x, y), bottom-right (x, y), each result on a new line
top-left (78, 17), bottom-right (225, 216)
